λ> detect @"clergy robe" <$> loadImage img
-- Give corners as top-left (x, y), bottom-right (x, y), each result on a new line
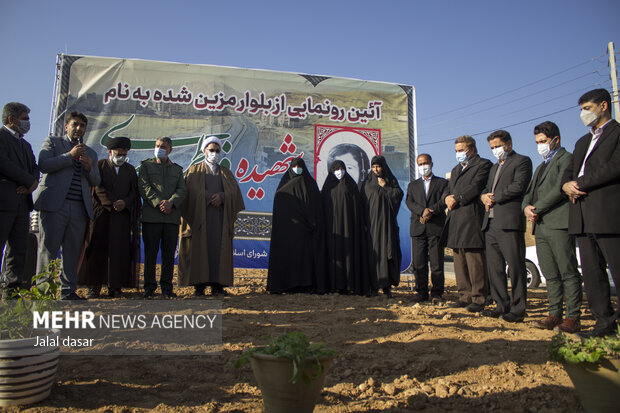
top-left (267, 158), bottom-right (327, 293)
top-left (178, 162), bottom-right (244, 287)
top-left (77, 159), bottom-right (140, 289)
top-left (321, 161), bottom-right (373, 295)
top-left (360, 155), bottom-right (403, 289)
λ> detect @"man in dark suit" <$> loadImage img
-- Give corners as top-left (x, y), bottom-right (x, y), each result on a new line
top-left (561, 88), bottom-right (620, 338)
top-left (406, 153), bottom-right (448, 304)
top-left (0, 102), bottom-right (39, 295)
top-left (34, 111), bottom-right (100, 300)
top-left (481, 130), bottom-right (533, 322)
top-left (523, 121), bottom-right (581, 333)
top-left (443, 136), bottom-right (492, 312)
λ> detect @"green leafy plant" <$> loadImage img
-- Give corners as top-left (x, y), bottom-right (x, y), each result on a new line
top-left (234, 331), bottom-right (335, 384)
top-left (548, 329), bottom-right (620, 364)
top-left (0, 260), bottom-right (61, 339)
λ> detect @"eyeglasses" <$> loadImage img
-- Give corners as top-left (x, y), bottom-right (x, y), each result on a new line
top-left (208, 149), bottom-right (220, 153)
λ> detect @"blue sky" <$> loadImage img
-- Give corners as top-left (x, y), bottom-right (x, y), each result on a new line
top-left (1, 0), bottom-right (618, 177)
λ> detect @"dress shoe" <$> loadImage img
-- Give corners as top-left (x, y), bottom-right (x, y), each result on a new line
top-left (210, 286), bottom-right (228, 296)
top-left (466, 302), bottom-right (484, 313)
top-left (143, 290), bottom-right (155, 299)
top-left (481, 308), bottom-right (507, 318)
top-left (555, 318), bottom-right (580, 334)
top-left (108, 289), bottom-right (122, 298)
top-left (431, 296), bottom-right (444, 305)
top-left (500, 312), bottom-right (525, 323)
top-left (194, 287), bottom-right (206, 297)
top-left (448, 300), bottom-right (469, 308)
top-left (85, 288), bottom-right (101, 299)
top-left (533, 315), bottom-right (562, 330)
top-left (61, 292), bottom-right (87, 301)
top-left (162, 290), bottom-right (177, 299)
top-left (577, 326), bottom-right (617, 339)
top-left (411, 294), bottom-right (429, 303)
top-left (383, 288), bottom-right (393, 299)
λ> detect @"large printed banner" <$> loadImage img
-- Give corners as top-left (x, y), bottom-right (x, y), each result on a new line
top-left (52, 55), bottom-right (416, 271)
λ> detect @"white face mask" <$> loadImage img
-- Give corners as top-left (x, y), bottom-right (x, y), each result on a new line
top-left (112, 155), bottom-right (127, 166)
top-left (292, 167), bottom-right (303, 175)
top-left (580, 109), bottom-right (599, 127)
top-left (18, 120), bottom-right (30, 135)
top-left (334, 169), bottom-right (345, 180)
top-left (154, 147), bottom-right (167, 160)
top-left (206, 151), bottom-right (220, 164)
top-left (456, 152), bottom-right (468, 164)
top-left (418, 164), bottom-right (432, 177)
top-left (537, 143), bottom-right (550, 158)
top-left (492, 146), bottom-right (506, 161)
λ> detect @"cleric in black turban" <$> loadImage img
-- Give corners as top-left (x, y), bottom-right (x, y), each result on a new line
top-left (106, 136), bottom-right (132, 150)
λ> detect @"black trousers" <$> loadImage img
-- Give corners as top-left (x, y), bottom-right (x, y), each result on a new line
top-left (142, 222), bottom-right (178, 293)
top-left (0, 197), bottom-right (30, 289)
top-left (577, 233), bottom-right (620, 332)
top-left (485, 221), bottom-right (527, 316)
top-left (412, 234), bottom-right (444, 298)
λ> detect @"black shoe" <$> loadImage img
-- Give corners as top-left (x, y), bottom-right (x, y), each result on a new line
top-left (162, 290), bottom-right (177, 299)
top-left (431, 296), bottom-right (444, 305)
top-left (411, 294), bottom-right (429, 303)
top-left (194, 287), bottom-right (206, 296)
top-left (466, 303), bottom-right (484, 313)
top-left (143, 290), bottom-right (155, 299)
top-left (578, 326), bottom-right (618, 339)
top-left (448, 300), bottom-right (469, 308)
top-left (85, 287), bottom-right (101, 299)
top-left (383, 288), bottom-right (393, 299)
top-left (108, 289), bottom-right (122, 298)
top-left (61, 292), bottom-right (87, 301)
top-left (501, 312), bottom-right (525, 323)
top-left (481, 308), bottom-right (507, 318)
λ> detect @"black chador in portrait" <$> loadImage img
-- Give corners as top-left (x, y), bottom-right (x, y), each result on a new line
top-left (267, 158), bottom-right (326, 294)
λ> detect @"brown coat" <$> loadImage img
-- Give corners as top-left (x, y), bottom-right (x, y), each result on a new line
top-left (178, 162), bottom-right (245, 286)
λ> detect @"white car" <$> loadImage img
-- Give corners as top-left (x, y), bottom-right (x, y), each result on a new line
top-left (524, 245), bottom-right (615, 294)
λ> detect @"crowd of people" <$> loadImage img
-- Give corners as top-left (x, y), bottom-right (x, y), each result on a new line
top-left (0, 88), bottom-right (618, 339)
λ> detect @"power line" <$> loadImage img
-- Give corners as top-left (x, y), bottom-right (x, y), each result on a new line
top-left (425, 69), bottom-right (603, 129)
top-left (422, 55), bottom-right (605, 121)
top-left (419, 105), bottom-right (576, 146)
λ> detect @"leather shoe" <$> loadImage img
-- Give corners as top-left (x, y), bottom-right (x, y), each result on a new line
top-left (61, 292), bottom-right (87, 301)
top-left (108, 289), bottom-right (122, 298)
top-left (162, 290), bottom-right (177, 299)
top-left (578, 326), bottom-right (617, 339)
top-left (500, 312), bottom-right (525, 323)
top-left (448, 300), bottom-right (469, 308)
top-left (466, 302), bottom-right (484, 313)
top-left (411, 294), bottom-right (429, 303)
top-left (555, 318), bottom-right (580, 334)
top-left (481, 308), bottom-right (507, 318)
top-left (431, 296), bottom-right (444, 305)
top-left (533, 315), bottom-right (562, 330)
top-left (143, 290), bottom-right (155, 299)
top-left (85, 287), bottom-right (101, 299)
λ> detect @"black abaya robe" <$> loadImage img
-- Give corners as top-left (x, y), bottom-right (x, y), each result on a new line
top-left (267, 158), bottom-right (327, 293)
top-left (321, 161), bottom-right (373, 295)
top-left (360, 155), bottom-right (404, 289)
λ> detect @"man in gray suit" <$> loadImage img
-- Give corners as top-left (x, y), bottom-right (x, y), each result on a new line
top-left (522, 121), bottom-right (581, 333)
top-left (0, 102), bottom-right (39, 295)
top-left (34, 111), bottom-right (100, 300)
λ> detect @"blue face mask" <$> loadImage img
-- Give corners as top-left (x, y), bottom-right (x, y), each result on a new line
top-left (292, 167), bottom-right (303, 175)
top-left (154, 147), bottom-right (167, 160)
top-left (456, 152), bottom-right (468, 164)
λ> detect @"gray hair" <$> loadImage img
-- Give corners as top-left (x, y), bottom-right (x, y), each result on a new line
top-left (2, 102), bottom-right (30, 125)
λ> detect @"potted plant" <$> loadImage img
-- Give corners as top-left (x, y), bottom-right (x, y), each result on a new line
top-left (548, 330), bottom-right (620, 413)
top-left (0, 260), bottom-right (61, 407)
top-left (235, 331), bottom-right (336, 413)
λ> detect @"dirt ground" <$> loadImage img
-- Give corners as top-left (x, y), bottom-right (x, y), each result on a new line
top-left (7, 268), bottom-right (595, 413)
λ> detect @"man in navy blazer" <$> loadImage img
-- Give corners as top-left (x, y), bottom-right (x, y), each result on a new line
top-left (0, 102), bottom-right (39, 295)
top-left (562, 88), bottom-right (620, 338)
top-left (481, 130), bottom-right (532, 322)
top-left (406, 154), bottom-right (448, 304)
top-left (34, 111), bottom-right (100, 300)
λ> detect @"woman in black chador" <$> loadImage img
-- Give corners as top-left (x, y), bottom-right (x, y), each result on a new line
top-left (360, 155), bottom-right (403, 298)
top-left (321, 160), bottom-right (373, 295)
top-left (267, 158), bottom-right (327, 293)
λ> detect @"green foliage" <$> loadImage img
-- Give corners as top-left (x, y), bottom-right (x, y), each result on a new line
top-left (234, 331), bottom-right (335, 385)
top-left (0, 260), bottom-right (61, 339)
top-left (548, 329), bottom-right (620, 364)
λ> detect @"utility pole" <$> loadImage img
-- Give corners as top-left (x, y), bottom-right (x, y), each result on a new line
top-left (609, 42), bottom-right (620, 120)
